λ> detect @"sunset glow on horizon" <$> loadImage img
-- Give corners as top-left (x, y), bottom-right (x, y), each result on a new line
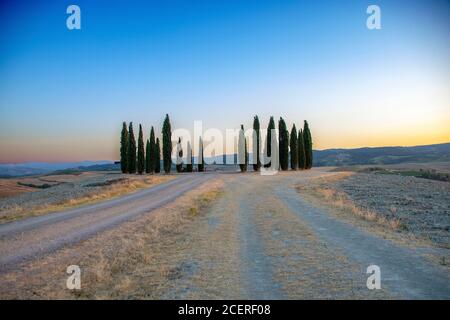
top-left (1, 0), bottom-right (449, 163)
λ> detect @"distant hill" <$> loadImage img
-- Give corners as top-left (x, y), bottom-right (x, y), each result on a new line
top-left (206, 143), bottom-right (450, 167)
top-left (0, 161), bottom-right (113, 177)
top-left (313, 143), bottom-right (450, 167)
top-left (1, 143), bottom-right (449, 177)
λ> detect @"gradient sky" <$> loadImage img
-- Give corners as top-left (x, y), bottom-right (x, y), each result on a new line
top-left (0, 0), bottom-right (449, 162)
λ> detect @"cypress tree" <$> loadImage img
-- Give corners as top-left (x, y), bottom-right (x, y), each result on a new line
top-left (290, 124), bottom-right (298, 170)
top-left (127, 122), bottom-right (136, 174)
top-left (176, 137), bottom-right (183, 173)
top-left (137, 124), bottom-right (145, 174)
top-left (162, 114), bottom-right (172, 173)
top-left (245, 136), bottom-right (249, 171)
top-left (303, 120), bottom-right (313, 169)
top-left (252, 116), bottom-right (261, 171)
top-left (155, 138), bottom-right (161, 173)
top-left (148, 127), bottom-right (156, 173)
top-left (264, 116), bottom-right (275, 168)
top-left (198, 137), bottom-right (204, 172)
top-left (186, 141), bottom-right (193, 172)
top-left (298, 129), bottom-right (306, 169)
top-left (145, 139), bottom-right (151, 173)
top-left (278, 117), bottom-right (289, 171)
top-left (238, 125), bottom-right (247, 172)
top-left (120, 122), bottom-right (128, 173)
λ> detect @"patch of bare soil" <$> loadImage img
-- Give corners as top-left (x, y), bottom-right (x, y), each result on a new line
top-left (0, 178), bottom-right (225, 299)
top-left (0, 179), bottom-right (35, 198)
top-left (0, 173), bottom-right (174, 224)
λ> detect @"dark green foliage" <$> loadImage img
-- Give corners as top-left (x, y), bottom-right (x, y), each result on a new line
top-left (245, 136), bottom-right (248, 170)
top-left (176, 137), bottom-right (183, 173)
top-left (186, 142), bottom-right (193, 172)
top-left (303, 120), bottom-right (313, 169)
top-left (145, 139), bottom-right (151, 173)
top-left (264, 116), bottom-right (275, 168)
top-left (298, 129), bottom-right (306, 169)
top-left (127, 122), bottom-right (136, 174)
top-left (290, 124), bottom-right (298, 170)
top-left (155, 138), bottom-right (161, 173)
top-left (162, 114), bottom-right (172, 174)
top-left (198, 138), bottom-right (205, 172)
top-left (17, 182), bottom-right (54, 189)
top-left (147, 127), bottom-right (156, 173)
top-left (278, 117), bottom-right (289, 171)
top-left (137, 124), bottom-right (145, 174)
top-left (252, 115), bottom-right (261, 171)
top-left (120, 122), bottom-right (128, 173)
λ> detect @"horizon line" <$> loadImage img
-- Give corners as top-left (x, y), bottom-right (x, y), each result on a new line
top-left (1, 141), bottom-right (448, 165)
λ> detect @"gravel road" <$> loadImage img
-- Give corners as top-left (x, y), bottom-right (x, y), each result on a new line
top-left (176, 170), bottom-right (450, 299)
top-left (276, 186), bottom-right (450, 299)
top-left (0, 173), bottom-right (214, 271)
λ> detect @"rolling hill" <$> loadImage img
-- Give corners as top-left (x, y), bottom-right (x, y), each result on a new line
top-left (312, 143), bottom-right (450, 166)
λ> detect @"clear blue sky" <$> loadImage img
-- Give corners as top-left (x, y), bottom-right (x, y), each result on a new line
top-left (0, 0), bottom-right (449, 162)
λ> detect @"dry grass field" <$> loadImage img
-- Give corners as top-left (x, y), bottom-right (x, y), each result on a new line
top-left (0, 179), bottom-right (36, 198)
top-left (0, 177), bottom-right (224, 299)
top-left (0, 166), bottom-right (448, 299)
top-left (298, 164), bottom-right (450, 249)
top-left (0, 172), bottom-right (174, 223)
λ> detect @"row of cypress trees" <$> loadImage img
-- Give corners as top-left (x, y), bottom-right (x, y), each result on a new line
top-left (249, 116), bottom-right (312, 172)
top-left (120, 115), bottom-right (170, 174)
top-left (120, 114), bottom-right (204, 175)
top-left (289, 120), bottom-right (313, 170)
top-left (120, 114), bottom-right (312, 174)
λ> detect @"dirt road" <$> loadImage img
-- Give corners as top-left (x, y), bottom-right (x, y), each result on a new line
top-left (0, 169), bottom-right (449, 299)
top-left (163, 170), bottom-right (450, 299)
top-left (0, 174), bottom-right (214, 271)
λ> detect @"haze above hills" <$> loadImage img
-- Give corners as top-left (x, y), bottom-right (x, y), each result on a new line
top-left (0, 143), bottom-right (449, 177)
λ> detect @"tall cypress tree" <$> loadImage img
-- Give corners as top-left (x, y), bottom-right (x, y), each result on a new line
top-left (239, 124), bottom-right (247, 172)
top-left (127, 122), bottom-right (136, 174)
top-left (198, 137), bottom-right (204, 172)
top-left (186, 141), bottom-right (193, 172)
top-left (303, 120), bottom-right (313, 169)
top-left (145, 139), bottom-right (151, 173)
top-left (245, 136), bottom-right (248, 171)
top-left (264, 116), bottom-right (275, 168)
top-left (298, 129), bottom-right (306, 170)
top-left (120, 122), bottom-right (128, 173)
top-left (162, 114), bottom-right (172, 173)
top-left (290, 124), bottom-right (298, 170)
top-left (137, 124), bottom-right (145, 174)
top-left (252, 116), bottom-right (261, 171)
top-left (155, 138), bottom-right (161, 173)
top-left (278, 117), bottom-right (289, 171)
top-left (176, 137), bottom-right (183, 173)
top-left (148, 127), bottom-right (156, 173)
